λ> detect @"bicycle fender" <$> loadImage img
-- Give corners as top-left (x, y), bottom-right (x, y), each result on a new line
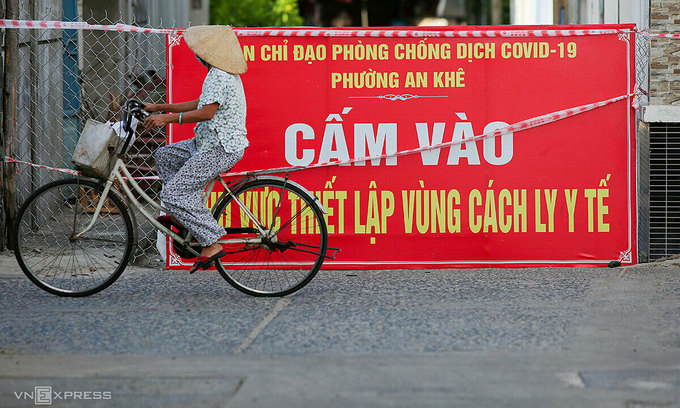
top-left (252, 176), bottom-right (328, 215)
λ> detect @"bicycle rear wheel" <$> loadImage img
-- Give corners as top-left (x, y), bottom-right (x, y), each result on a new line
top-left (212, 178), bottom-right (328, 296)
top-left (12, 178), bottom-right (135, 297)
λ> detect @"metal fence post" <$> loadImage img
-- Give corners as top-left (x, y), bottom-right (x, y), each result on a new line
top-left (0, 0), bottom-right (4, 249)
top-left (1, 0), bottom-right (19, 250)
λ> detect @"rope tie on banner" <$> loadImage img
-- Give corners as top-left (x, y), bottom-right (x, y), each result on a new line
top-left (632, 84), bottom-right (649, 109)
top-left (3, 91), bottom-right (636, 179)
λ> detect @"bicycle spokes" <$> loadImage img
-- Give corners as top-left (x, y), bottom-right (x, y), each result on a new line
top-left (212, 178), bottom-right (329, 296)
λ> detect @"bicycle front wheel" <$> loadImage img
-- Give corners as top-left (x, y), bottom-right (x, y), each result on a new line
top-left (12, 178), bottom-right (135, 297)
top-left (212, 178), bottom-right (328, 296)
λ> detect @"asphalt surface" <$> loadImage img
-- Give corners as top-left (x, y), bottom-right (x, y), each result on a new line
top-left (0, 251), bottom-right (679, 407)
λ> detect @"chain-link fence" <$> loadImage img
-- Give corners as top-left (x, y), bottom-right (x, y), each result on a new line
top-left (636, 34), bottom-right (650, 107)
top-left (635, 31), bottom-right (651, 262)
top-left (3, 9), bottom-right (172, 265)
top-left (2, 10), bottom-right (656, 264)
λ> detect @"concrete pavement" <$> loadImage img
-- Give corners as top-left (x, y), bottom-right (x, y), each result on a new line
top-left (0, 250), bottom-right (679, 407)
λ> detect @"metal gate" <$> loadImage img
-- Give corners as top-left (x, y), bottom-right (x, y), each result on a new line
top-left (649, 122), bottom-right (680, 260)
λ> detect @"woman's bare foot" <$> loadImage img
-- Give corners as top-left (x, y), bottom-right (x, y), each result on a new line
top-left (200, 242), bottom-right (223, 258)
top-left (189, 242), bottom-right (227, 274)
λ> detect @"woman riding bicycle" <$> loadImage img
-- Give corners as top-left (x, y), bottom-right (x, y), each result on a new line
top-left (143, 25), bottom-right (248, 273)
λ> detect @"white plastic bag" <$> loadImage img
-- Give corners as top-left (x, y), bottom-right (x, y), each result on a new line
top-left (72, 117), bottom-right (141, 178)
top-left (71, 119), bottom-right (120, 178)
top-left (108, 117), bottom-right (140, 145)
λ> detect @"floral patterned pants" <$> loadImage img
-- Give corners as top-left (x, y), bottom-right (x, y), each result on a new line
top-left (154, 139), bottom-right (244, 247)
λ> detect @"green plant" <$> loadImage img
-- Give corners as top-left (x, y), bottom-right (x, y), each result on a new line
top-left (210, 0), bottom-right (303, 27)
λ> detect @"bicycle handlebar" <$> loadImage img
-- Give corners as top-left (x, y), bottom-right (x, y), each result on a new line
top-left (119, 98), bottom-right (150, 155)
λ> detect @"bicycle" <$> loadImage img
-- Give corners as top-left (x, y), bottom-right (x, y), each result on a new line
top-left (12, 99), bottom-right (336, 297)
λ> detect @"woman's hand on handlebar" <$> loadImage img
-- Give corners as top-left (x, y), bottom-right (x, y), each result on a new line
top-left (143, 114), bottom-right (171, 133)
top-left (143, 103), bottom-right (163, 113)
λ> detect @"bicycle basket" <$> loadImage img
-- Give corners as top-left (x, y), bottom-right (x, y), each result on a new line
top-left (71, 119), bottom-right (123, 178)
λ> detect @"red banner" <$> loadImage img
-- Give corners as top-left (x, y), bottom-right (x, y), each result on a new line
top-left (166, 24), bottom-right (637, 269)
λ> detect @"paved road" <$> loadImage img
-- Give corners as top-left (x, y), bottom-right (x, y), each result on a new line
top-left (0, 251), bottom-right (679, 407)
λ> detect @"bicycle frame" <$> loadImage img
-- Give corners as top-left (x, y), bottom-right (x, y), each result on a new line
top-left (73, 156), bottom-right (274, 258)
top-left (73, 99), bottom-right (329, 261)
top-left (14, 98), bottom-right (338, 298)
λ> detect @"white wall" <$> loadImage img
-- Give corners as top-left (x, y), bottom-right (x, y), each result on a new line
top-left (578, 0), bottom-right (601, 23)
top-left (604, 0), bottom-right (649, 27)
top-left (511, 0), bottom-right (554, 25)
top-left (579, 0), bottom-right (649, 26)
top-left (512, 0), bottom-right (648, 27)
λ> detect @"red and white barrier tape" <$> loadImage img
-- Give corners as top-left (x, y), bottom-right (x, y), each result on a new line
top-left (638, 30), bottom-right (680, 39)
top-left (3, 157), bottom-right (81, 175)
top-left (0, 19), bottom-right (649, 178)
top-left (235, 27), bottom-right (633, 38)
top-left (2, 157), bottom-right (162, 180)
top-left (3, 91), bottom-right (636, 180)
top-left (0, 19), bottom-right (181, 35)
top-left (4, 18), bottom-right (680, 40)
top-left (228, 91), bottom-right (635, 176)
top-left (0, 18), bottom-right (644, 38)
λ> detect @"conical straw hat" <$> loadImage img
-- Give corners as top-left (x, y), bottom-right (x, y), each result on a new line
top-left (183, 25), bottom-right (247, 74)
